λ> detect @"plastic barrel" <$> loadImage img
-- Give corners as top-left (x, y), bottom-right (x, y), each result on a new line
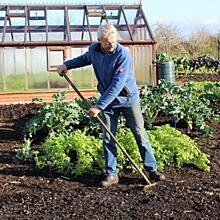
top-left (156, 61), bottom-right (176, 84)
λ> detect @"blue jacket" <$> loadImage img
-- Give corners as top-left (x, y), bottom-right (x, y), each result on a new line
top-left (64, 43), bottom-right (140, 110)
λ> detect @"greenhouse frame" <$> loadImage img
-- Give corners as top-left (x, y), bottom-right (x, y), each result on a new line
top-left (0, 3), bottom-right (157, 102)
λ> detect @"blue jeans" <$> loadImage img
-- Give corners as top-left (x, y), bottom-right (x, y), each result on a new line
top-left (101, 103), bottom-right (157, 176)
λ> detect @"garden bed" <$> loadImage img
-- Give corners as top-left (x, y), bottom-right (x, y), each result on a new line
top-left (0, 74), bottom-right (219, 219)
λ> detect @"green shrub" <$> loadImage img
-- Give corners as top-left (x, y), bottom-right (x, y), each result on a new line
top-left (23, 91), bottom-right (82, 138)
top-left (117, 125), bottom-right (210, 172)
top-left (148, 124), bottom-right (210, 171)
top-left (33, 130), bottom-right (104, 175)
top-left (140, 80), bottom-right (219, 135)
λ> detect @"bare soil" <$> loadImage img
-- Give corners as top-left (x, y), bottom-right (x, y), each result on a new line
top-left (0, 74), bottom-right (219, 220)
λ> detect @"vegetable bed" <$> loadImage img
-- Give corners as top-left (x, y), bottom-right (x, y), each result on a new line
top-left (0, 74), bottom-right (219, 219)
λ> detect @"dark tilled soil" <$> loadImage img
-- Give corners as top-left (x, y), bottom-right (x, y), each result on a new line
top-left (0, 75), bottom-right (220, 219)
top-left (176, 73), bottom-right (220, 83)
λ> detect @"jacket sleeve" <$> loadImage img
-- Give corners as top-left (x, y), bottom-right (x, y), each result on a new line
top-left (64, 51), bottom-right (91, 70)
top-left (96, 52), bottom-right (131, 110)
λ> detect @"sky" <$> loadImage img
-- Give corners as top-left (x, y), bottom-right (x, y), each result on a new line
top-left (1, 0), bottom-right (220, 38)
top-left (143, 0), bottom-right (220, 38)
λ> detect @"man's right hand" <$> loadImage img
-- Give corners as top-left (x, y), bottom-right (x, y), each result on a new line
top-left (88, 105), bottom-right (101, 117)
top-left (57, 64), bottom-right (67, 77)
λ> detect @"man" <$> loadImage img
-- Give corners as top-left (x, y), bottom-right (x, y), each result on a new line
top-left (57, 24), bottom-right (165, 187)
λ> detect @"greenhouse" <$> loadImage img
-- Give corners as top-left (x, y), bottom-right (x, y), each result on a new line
top-left (0, 2), bottom-right (156, 101)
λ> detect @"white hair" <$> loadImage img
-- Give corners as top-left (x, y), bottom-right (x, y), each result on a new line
top-left (97, 24), bottom-right (118, 41)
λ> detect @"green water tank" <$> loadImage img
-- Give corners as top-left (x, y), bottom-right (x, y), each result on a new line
top-left (156, 61), bottom-right (176, 84)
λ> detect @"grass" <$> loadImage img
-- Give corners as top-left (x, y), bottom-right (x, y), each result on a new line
top-left (190, 81), bottom-right (220, 90)
top-left (1, 69), bottom-right (97, 92)
top-left (3, 74), bottom-right (26, 91)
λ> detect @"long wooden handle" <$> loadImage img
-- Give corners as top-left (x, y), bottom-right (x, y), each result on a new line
top-left (63, 73), bottom-right (152, 185)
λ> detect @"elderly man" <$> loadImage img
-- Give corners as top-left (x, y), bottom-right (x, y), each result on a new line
top-left (57, 23), bottom-right (165, 187)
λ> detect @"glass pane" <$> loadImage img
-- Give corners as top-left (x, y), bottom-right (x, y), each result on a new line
top-left (50, 50), bottom-right (63, 67)
top-left (29, 33), bottom-right (46, 42)
top-left (47, 10), bottom-right (64, 25)
top-left (48, 32), bottom-right (63, 41)
top-left (28, 47), bottom-right (48, 90)
top-left (69, 10), bottom-right (84, 25)
top-left (131, 45), bottom-right (152, 86)
top-left (50, 71), bottom-right (68, 89)
top-left (70, 47), bottom-right (96, 89)
top-left (49, 49), bottom-right (68, 89)
top-left (5, 48), bottom-right (26, 91)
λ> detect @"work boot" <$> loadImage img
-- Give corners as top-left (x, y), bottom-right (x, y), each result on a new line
top-left (101, 175), bottom-right (119, 187)
top-left (149, 171), bottom-right (165, 181)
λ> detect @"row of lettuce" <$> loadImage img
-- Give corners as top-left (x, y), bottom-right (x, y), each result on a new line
top-left (16, 80), bottom-right (220, 176)
top-left (157, 53), bottom-right (220, 75)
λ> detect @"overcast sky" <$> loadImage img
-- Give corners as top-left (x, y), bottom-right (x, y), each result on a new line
top-left (1, 0), bottom-right (220, 38)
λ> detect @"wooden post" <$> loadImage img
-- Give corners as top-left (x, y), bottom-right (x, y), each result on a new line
top-left (24, 47), bottom-right (29, 90)
top-left (14, 48), bottom-right (17, 75)
top-left (2, 48), bottom-right (7, 91)
top-left (47, 47), bottom-right (51, 89)
top-left (64, 46), bottom-right (72, 89)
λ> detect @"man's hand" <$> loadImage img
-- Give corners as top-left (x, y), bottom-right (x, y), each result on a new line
top-left (88, 105), bottom-right (101, 117)
top-left (57, 64), bottom-right (67, 77)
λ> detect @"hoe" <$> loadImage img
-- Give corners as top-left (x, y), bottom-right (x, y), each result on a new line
top-left (63, 73), bottom-right (156, 191)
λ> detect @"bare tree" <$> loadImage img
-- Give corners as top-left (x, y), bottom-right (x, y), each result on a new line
top-left (187, 29), bottom-right (213, 57)
top-left (153, 23), bottom-right (186, 56)
top-left (153, 23), bottom-right (219, 58)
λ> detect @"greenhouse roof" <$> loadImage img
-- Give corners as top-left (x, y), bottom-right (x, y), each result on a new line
top-left (0, 3), bottom-right (155, 46)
